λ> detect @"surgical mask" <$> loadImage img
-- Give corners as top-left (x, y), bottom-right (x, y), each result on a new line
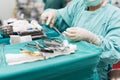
top-left (84, 0), bottom-right (102, 6)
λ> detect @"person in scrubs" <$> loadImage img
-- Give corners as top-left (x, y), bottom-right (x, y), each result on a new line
top-left (41, 0), bottom-right (120, 79)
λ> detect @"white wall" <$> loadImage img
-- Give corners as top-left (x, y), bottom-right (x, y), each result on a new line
top-left (112, 0), bottom-right (120, 8)
top-left (0, 0), bottom-right (16, 20)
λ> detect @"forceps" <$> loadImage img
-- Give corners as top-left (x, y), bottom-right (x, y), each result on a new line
top-left (53, 27), bottom-right (66, 40)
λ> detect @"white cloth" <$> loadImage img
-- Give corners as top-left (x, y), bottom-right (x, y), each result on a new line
top-left (10, 35), bottom-right (32, 44)
top-left (5, 54), bottom-right (44, 65)
top-left (5, 44), bottom-right (76, 65)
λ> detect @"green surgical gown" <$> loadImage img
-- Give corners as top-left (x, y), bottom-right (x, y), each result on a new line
top-left (54, 0), bottom-right (120, 79)
top-left (44, 0), bottom-right (66, 9)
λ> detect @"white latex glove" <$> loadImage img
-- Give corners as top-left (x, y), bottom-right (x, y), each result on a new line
top-left (41, 9), bottom-right (56, 27)
top-left (64, 27), bottom-right (100, 45)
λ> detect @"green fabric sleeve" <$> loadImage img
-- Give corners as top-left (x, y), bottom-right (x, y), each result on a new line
top-left (54, 0), bottom-right (82, 32)
top-left (98, 7), bottom-right (120, 65)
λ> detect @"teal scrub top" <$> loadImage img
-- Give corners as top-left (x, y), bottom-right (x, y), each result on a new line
top-left (53, 0), bottom-right (120, 79)
top-left (44, 0), bottom-right (66, 9)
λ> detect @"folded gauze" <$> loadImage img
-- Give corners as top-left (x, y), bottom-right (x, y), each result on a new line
top-left (5, 54), bottom-right (44, 65)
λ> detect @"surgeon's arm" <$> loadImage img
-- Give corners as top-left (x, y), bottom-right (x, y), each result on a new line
top-left (54, 0), bottom-right (80, 32)
top-left (99, 11), bottom-right (120, 65)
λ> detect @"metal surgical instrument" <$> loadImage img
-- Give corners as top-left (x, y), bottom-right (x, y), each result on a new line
top-left (53, 27), bottom-right (66, 40)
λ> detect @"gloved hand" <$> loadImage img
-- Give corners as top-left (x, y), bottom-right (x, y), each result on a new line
top-left (41, 9), bottom-right (57, 27)
top-left (64, 27), bottom-right (100, 45)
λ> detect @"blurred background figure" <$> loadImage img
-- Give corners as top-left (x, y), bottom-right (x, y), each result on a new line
top-left (0, 19), bottom-right (2, 26)
top-left (43, 0), bottom-right (71, 9)
top-left (15, 0), bottom-right (45, 21)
